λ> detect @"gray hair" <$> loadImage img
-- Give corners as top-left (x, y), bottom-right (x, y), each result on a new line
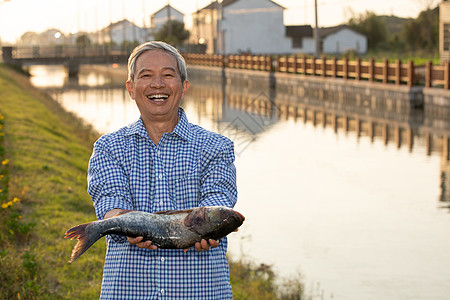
top-left (127, 41), bottom-right (188, 83)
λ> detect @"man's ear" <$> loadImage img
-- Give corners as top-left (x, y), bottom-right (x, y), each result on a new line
top-left (126, 81), bottom-right (135, 100)
top-left (181, 80), bottom-right (190, 100)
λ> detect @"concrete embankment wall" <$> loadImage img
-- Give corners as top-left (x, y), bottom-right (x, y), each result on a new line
top-left (188, 65), bottom-right (449, 120)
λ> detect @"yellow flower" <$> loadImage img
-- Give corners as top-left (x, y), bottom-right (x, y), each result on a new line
top-left (12, 197), bottom-right (20, 203)
top-left (1, 201), bottom-right (12, 208)
top-left (0, 189), bottom-right (3, 193)
top-left (1, 159), bottom-right (9, 165)
top-left (0, 175), bottom-right (3, 180)
top-left (0, 132), bottom-right (4, 136)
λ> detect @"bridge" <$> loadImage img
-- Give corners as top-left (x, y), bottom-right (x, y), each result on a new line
top-left (2, 46), bottom-right (132, 77)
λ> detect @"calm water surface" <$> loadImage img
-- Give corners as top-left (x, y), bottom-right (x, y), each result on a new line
top-left (30, 65), bottom-right (450, 299)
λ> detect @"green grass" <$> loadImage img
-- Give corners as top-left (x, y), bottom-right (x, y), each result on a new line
top-left (0, 64), bottom-right (305, 299)
top-left (0, 64), bottom-right (104, 299)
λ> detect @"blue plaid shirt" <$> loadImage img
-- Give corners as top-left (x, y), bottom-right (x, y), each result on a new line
top-left (88, 108), bottom-right (237, 299)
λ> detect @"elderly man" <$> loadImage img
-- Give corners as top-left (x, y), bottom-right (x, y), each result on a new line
top-left (88, 41), bottom-right (237, 299)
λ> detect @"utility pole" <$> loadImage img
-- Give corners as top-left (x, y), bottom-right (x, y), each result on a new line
top-left (217, 0), bottom-right (223, 54)
top-left (167, 0), bottom-right (172, 38)
top-left (314, 0), bottom-right (320, 58)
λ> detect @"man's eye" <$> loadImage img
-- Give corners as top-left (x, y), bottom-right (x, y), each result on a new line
top-left (164, 73), bottom-right (175, 77)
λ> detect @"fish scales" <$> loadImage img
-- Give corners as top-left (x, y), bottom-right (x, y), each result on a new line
top-left (65, 206), bottom-right (245, 263)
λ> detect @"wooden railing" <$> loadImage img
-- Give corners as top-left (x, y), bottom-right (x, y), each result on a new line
top-left (183, 53), bottom-right (450, 90)
top-left (3, 46), bottom-right (450, 90)
top-left (425, 61), bottom-right (450, 89)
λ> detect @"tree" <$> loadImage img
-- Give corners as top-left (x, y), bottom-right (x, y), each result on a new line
top-left (76, 34), bottom-right (91, 47)
top-left (154, 20), bottom-right (190, 46)
top-left (347, 11), bottom-right (387, 50)
top-left (401, 7), bottom-right (439, 52)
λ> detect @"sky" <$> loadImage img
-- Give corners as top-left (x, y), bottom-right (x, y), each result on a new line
top-left (0, 0), bottom-right (441, 44)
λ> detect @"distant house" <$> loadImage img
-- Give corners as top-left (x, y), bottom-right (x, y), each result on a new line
top-left (190, 0), bottom-right (294, 54)
top-left (286, 25), bottom-right (367, 55)
top-left (285, 25), bottom-right (315, 54)
top-left (150, 4), bottom-right (185, 33)
top-left (99, 20), bottom-right (149, 45)
top-left (18, 31), bottom-right (40, 46)
top-left (440, 0), bottom-right (450, 62)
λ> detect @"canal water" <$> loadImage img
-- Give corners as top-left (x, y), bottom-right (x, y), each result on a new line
top-left (30, 65), bottom-right (450, 300)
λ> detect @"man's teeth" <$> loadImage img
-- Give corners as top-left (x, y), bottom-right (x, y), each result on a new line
top-left (148, 94), bottom-right (169, 101)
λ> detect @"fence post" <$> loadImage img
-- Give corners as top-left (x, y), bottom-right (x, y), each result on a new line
top-left (267, 55), bottom-right (273, 72)
top-left (369, 58), bottom-right (375, 82)
top-left (292, 55), bottom-right (298, 74)
top-left (275, 55), bottom-right (280, 72)
top-left (343, 57), bottom-right (348, 80)
top-left (445, 62), bottom-right (450, 90)
top-left (425, 61), bottom-right (432, 88)
top-left (332, 57), bottom-right (337, 78)
top-left (395, 59), bottom-right (401, 85)
top-left (407, 60), bottom-right (414, 87)
top-left (312, 57), bottom-right (316, 76)
top-left (302, 55), bottom-right (307, 74)
top-left (383, 58), bottom-right (388, 84)
top-left (322, 56), bottom-right (326, 77)
top-left (356, 57), bottom-right (361, 81)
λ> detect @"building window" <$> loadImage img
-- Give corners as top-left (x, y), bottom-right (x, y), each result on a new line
top-left (444, 23), bottom-right (450, 51)
top-left (292, 37), bottom-right (303, 48)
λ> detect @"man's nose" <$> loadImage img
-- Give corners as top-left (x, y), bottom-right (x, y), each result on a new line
top-left (150, 76), bottom-right (165, 88)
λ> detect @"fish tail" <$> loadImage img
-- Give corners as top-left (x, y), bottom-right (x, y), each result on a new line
top-left (64, 222), bottom-right (100, 263)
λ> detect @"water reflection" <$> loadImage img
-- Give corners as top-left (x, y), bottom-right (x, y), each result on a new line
top-left (31, 65), bottom-right (450, 300)
top-left (188, 70), bottom-right (450, 205)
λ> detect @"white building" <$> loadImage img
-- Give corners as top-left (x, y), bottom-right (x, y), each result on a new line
top-left (150, 4), bottom-right (185, 33)
top-left (99, 20), bottom-right (149, 45)
top-left (191, 0), bottom-right (294, 54)
top-left (320, 25), bottom-right (367, 55)
top-left (286, 25), bottom-right (367, 55)
top-left (191, 0), bottom-right (367, 55)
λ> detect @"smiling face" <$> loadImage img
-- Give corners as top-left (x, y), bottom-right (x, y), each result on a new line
top-left (126, 49), bottom-right (189, 128)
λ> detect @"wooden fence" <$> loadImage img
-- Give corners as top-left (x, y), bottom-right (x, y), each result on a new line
top-left (183, 53), bottom-right (450, 90)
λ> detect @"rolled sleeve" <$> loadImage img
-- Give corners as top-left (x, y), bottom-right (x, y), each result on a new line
top-left (88, 138), bottom-right (133, 221)
top-left (200, 140), bottom-right (237, 209)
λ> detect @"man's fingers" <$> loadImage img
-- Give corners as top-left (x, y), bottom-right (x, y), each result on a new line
top-left (127, 236), bottom-right (157, 250)
top-left (201, 239), bottom-right (210, 251)
top-left (127, 236), bottom-right (143, 244)
top-left (209, 239), bottom-right (219, 248)
top-left (194, 241), bottom-right (202, 252)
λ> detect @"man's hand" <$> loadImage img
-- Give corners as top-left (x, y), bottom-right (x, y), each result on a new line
top-left (183, 239), bottom-right (219, 253)
top-left (105, 210), bottom-right (158, 250)
top-left (127, 236), bottom-right (158, 250)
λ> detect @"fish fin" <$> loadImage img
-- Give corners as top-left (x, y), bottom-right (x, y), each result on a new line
top-left (154, 208), bottom-right (193, 215)
top-left (64, 222), bottom-right (100, 263)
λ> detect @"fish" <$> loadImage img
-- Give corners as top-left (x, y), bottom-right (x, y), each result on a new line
top-left (64, 206), bottom-right (245, 263)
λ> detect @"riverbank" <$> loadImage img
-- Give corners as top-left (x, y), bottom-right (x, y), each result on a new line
top-left (0, 64), bottom-right (304, 299)
top-left (0, 64), bottom-right (104, 299)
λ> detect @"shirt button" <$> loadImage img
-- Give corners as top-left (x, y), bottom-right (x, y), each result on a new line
top-left (160, 289), bottom-right (165, 295)
top-left (158, 174), bottom-right (163, 179)
top-left (159, 201), bottom-right (164, 205)
top-left (161, 257), bottom-right (165, 262)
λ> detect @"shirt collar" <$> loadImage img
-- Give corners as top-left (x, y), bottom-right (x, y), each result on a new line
top-left (126, 107), bottom-right (192, 142)
top-left (172, 107), bottom-right (192, 142)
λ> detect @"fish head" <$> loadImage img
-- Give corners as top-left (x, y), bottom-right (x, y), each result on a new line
top-left (184, 206), bottom-right (245, 239)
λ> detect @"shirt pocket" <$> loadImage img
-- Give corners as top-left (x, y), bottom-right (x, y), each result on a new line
top-left (173, 173), bottom-right (201, 209)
